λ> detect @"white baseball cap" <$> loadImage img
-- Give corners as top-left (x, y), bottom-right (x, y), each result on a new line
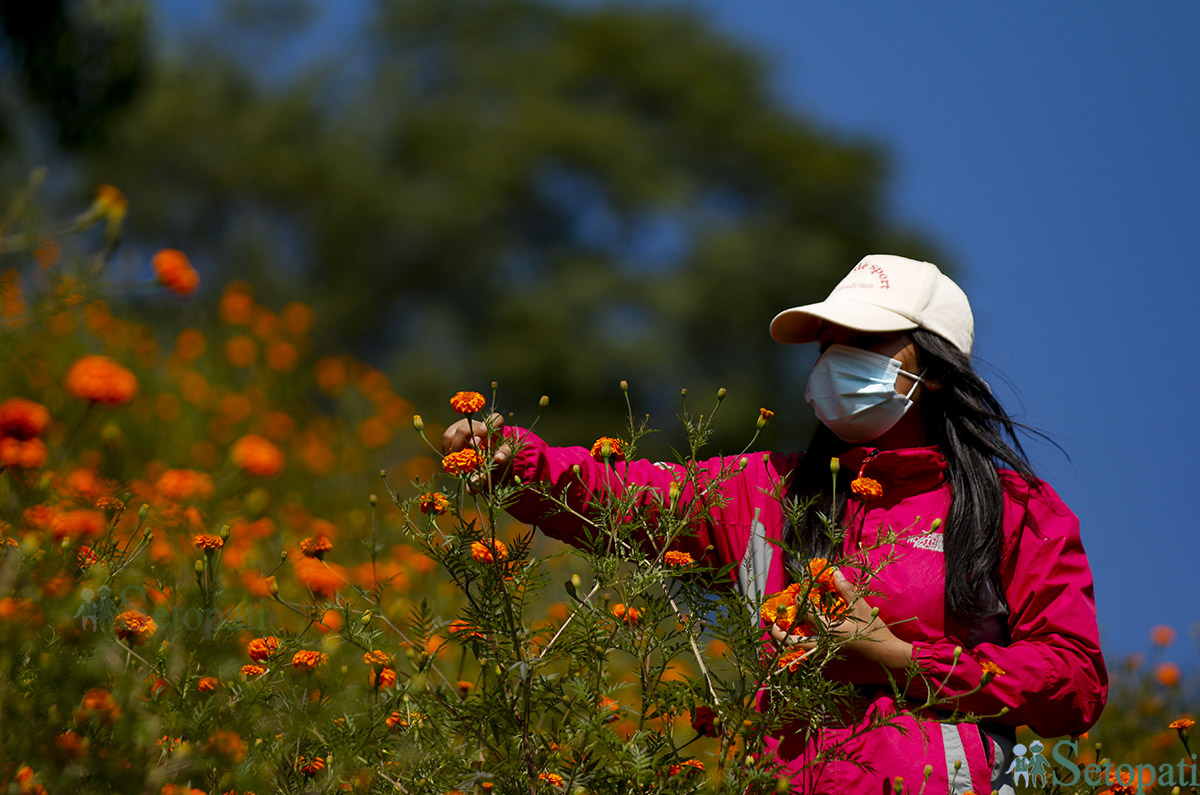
top-left (769, 254), bottom-right (974, 355)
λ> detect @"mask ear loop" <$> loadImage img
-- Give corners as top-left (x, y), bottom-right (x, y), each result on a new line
top-left (900, 369), bottom-right (926, 400)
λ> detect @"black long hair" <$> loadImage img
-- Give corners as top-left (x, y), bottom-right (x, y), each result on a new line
top-left (784, 328), bottom-right (1044, 623)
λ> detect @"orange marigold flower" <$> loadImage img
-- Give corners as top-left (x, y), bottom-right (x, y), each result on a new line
top-left (156, 468), bottom-right (215, 501)
top-left (77, 687), bottom-right (121, 723)
top-left (65, 355), bottom-right (139, 406)
top-left (368, 666), bottom-right (397, 690)
top-left (231, 434), bottom-right (285, 477)
top-left (807, 558), bottom-right (837, 588)
top-left (293, 556), bottom-right (347, 598)
top-left (1169, 716), bottom-right (1195, 730)
top-left (114, 610), bottom-right (157, 645)
top-left (300, 535), bottom-right (333, 558)
top-left (240, 664), bottom-right (266, 678)
top-left (449, 619), bottom-right (484, 640)
top-left (152, 249), bottom-right (199, 296)
top-left (449, 390), bottom-right (487, 415)
top-left (590, 436), bottom-right (625, 462)
top-left (193, 534), bottom-right (224, 551)
top-left (50, 509), bottom-right (106, 541)
top-left (979, 660), bottom-right (1005, 684)
top-left (778, 646), bottom-right (810, 672)
top-left (77, 545), bottom-right (99, 568)
top-left (266, 340), bottom-right (298, 372)
top-left (599, 696), bottom-right (619, 723)
top-left (669, 759), bottom-right (705, 776)
top-left (363, 649), bottom-right (392, 667)
top-left (0, 436), bottom-right (47, 468)
top-left (386, 711), bottom-right (426, 730)
top-left (664, 550), bottom-right (694, 567)
top-left (611, 603), bottom-right (641, 626)
top-left (0, 397), bottom-right (50, 440)
top-left (441, 448), bottom-right (481, 476)
top-left (537, 773), bottom-right (565, 787)
top-left (197, 676), bottom-right (220, 692)
top-left (291, 650), bottom-right (329, 671)
top-left (851, 476), bottom-right (884, 500)
top-left (1155, 662), bottom-right (1181, 688)
top-left (246, 636), bottom-right (281, 662)
top-left (470, 539), bottom-right (508, 564)
top-left (419, 492), bottom-right (450, 515)
top-left (296, 755), bottom-right (326, 775)
top-left (205, 729), bottom-right (246, 764)
top-left (1151, 624), bottom-right (1176, 647)
top-left (757, 407), bottom-right (774, 429)
top-left (760, 584), bottom-right (803, 632)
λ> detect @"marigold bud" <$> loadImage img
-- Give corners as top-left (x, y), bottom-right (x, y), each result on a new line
top-left (139, 504), bottom-right (150, 521)
top-left (540, 395), bottom-right (550, 408)
top-left (412, 415), bottom-right (424, 432)
top-left (265, 576), bottom-right (279, 597)
top-left (717, 387), bottom-right (727, 400)
top-left (830, 457), bottom-right (840, 474)
top-left (620, 380), bottom-right (628, 392)
top-left (369, 494), bottom-right (377, 507)
top-left (195, 559), bottom-right (205, 575)
top-left (219, 524), bottom-right (231, 542)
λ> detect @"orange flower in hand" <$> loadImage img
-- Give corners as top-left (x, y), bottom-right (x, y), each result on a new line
top-left (450, 391), bottom-right (487, 414)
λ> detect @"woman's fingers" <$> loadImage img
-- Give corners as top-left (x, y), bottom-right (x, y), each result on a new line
top-left (442, 413), bottom-right (512, 470)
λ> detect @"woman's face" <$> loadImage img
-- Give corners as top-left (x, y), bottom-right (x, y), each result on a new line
top-left (815, 323), bottom-right (922, 397)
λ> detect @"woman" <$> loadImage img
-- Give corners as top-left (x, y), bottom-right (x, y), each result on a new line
top-left (443, 254), bottom-right (1107, 794)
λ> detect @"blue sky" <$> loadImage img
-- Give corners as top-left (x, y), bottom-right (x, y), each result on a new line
top-left (157, 0), bottom-right (1199, 664)
top-left (661, 1), bottom-right (1200, 664)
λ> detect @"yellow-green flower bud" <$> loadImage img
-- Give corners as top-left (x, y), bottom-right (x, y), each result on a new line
top-left (219, 524), bottom-right (231, 542)
top-left (717, 387), bottom-right (727, 401)
top-left (539, 395), bottom-right (550, 408)
top-left (412, 414), bottom-right (424, 432)
top-left (830, 457), bottom-right (841, 474)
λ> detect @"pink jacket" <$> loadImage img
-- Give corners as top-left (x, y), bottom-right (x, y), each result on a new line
top-left (503, 427), bottom-right (1107, 794)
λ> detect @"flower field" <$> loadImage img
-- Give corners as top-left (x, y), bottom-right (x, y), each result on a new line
top-left (0, 183), bottom-right (1195, 794)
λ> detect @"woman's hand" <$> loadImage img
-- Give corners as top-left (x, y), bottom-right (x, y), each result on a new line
top-left (770, 568), bottom-right (914, 683)
top-left (442, 412), bottom-right (513, 470)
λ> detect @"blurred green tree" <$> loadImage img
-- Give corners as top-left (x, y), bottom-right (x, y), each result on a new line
top-left (0, 0), bottom-right (944, 455)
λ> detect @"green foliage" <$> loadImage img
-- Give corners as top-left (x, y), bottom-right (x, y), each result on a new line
top-left (0, 0), bottom-right (944, 457)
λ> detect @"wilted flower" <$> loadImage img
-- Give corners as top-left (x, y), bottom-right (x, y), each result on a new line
top-left (418, 492), bottom-right (450, 515)
top-left (690, 705), bottom-right (719, 738)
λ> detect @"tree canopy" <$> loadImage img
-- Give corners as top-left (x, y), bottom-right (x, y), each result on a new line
top-left (0, 0), bottom-right (943, 454)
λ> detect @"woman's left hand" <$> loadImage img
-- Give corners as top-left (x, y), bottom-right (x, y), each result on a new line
top-left (769, 568), bottom-right (914, 682)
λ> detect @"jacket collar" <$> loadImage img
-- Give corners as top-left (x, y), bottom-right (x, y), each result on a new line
top-left (837, 445), bottom-right (947, 501)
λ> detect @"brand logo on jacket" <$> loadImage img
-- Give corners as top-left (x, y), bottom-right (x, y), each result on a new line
top-left (907, 533), bottom-right (943, 553)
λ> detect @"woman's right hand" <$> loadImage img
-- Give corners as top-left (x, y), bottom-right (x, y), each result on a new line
top-left (442, 412), bottom-right (512, 469)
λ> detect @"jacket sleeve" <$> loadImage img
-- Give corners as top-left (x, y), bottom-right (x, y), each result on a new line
top-left (908, 479), bottom-right (1108, 738)
top-left (499, 426), bottom-right (750, 571)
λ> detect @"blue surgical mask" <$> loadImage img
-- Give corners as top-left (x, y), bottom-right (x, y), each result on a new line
top-left (804, 344), bottom-right (925, 444)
